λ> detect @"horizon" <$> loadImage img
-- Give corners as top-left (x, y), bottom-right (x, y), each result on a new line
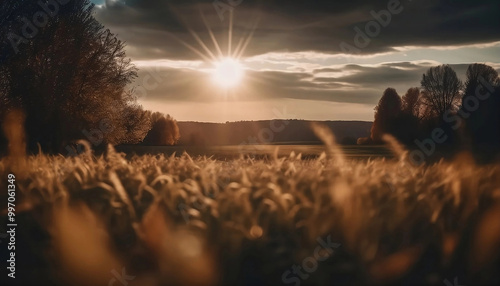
top-left (90, 0), bottom-right (500, 122)
top-left (176, 118), bottom-right (374, 124)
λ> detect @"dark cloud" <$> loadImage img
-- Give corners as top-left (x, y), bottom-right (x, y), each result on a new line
top-left (313, 68), bottom-right (343, 74)
top-left (94, 0), bottom-right (500, 60)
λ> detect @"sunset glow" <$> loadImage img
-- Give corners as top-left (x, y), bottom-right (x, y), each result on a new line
top-left (212, 58), bottom-right (245, 88)
top-left (3, 1), bottom-right (500, 285)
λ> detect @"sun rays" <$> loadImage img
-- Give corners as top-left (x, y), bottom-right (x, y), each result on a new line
top-left (165, 6), bottom-right (261, 91)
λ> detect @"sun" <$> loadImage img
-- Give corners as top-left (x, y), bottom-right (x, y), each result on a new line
top-left (212, 58), bottom-right (245, 88)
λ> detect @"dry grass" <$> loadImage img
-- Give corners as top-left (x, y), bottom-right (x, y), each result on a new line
top-left (1, 129), bottom-right (500, 285)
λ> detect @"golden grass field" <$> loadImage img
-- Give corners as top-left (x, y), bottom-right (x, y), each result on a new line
top-left (1, 127), bottom-right (500, 286)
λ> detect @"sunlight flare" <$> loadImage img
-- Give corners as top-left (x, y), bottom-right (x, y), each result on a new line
top-left (212, 58), bottom-right (245, 88)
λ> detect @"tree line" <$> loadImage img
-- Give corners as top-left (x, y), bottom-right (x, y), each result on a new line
top-left (358, 63), bottom-right (500, 162)
top-left (0, 0), bottom-right (179, 154)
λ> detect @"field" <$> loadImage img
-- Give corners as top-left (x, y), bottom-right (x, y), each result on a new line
top-left (116, 145), bottom-right (394, 160)
top-left (1, 131), bottom-right (500, 286)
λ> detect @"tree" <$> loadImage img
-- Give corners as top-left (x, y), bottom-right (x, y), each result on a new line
top-left (464, 63), bottom-right (499, 97)
top-left (120, 104), bottom-right (152, 145)
top-left (142, 112), bottom-right (180, 146)
top-left (402, 87), bottom-right (422, 119)
top-left (0, 0), bottom-right (145, 153)
top-left (370, 88), bottom-right (402, 142)
top-left (420, 65), bottom-right (463, 118)
top-left (462, 64), bottom-right (500, 160)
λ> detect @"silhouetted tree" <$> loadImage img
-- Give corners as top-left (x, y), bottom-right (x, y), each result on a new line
top-left (461, 64), bottom-right (500, 160)
top-left (420, 65), bottom-right (463, 119)
top-left (395, 87), bottom-right (422, 143)
top-left (370, 88), bottom-right (402, 143)
top-left (464, 64), bottom-right (500, 97)
top-left (0, 0), bottom-right (146, 153)
top-left (363, 64), bottom-right (499, 153)
top-left (142, 112), bottom-right (180, 146)
top-left (402, 87), bottom-right (422, 119)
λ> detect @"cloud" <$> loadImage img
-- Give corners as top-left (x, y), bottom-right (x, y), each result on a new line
top-left (93, 0), bottom-right (500, 61)
top-left (89, 0), bottom-right (500, 121)
top-left (134, 60), bottom-right (481, 110)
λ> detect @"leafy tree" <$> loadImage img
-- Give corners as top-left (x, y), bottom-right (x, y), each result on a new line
top-left (402, 87), bottom-right (422, 119)
top-left (394, 87), bottom-right (423, 144)
top-left (0, 0), bottom-right (145, 153)
top-left (464, 63), bottom-right (499, 97)
top-left (120, 104), bottom-right (152, 145)
top-left (142, 112), bottom-right (180, 146)
top-left (420, 65), bottom-right (463, 118)
top-left (370, 88), bottom-right (402, 142)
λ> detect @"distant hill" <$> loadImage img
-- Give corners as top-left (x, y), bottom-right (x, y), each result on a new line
top-left (177, 120), bottom-right (372, 146)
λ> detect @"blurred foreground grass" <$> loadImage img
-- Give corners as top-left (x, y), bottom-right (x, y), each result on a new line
top-left (1, 134), bottom-right (500, 286)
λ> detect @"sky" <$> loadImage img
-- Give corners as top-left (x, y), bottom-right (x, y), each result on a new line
top-left (90, 0), bottom-right (500, 122)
